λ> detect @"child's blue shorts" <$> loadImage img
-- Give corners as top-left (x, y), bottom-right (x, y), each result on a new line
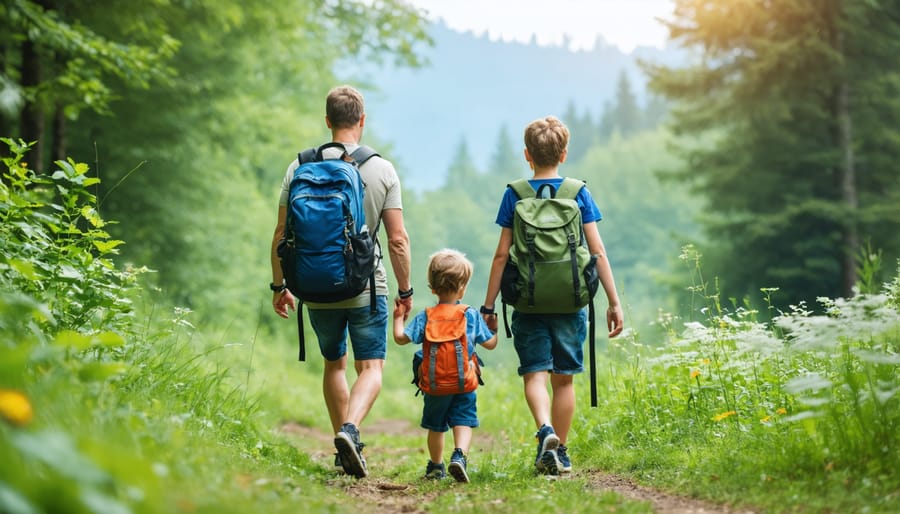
top-left (510, 309), bottom-right (587, 375)
top-left (421, 392), bottom-right (479, 432)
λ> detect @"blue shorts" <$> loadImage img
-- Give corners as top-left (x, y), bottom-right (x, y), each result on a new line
top-left (306, 296), bottom-right (388, 361)
top-left (421, 392), bottom-right (479, 432)
top-left (511, 309), bottom-right (587, 376)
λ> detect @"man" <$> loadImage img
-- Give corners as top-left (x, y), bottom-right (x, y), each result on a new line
top-left (269, 85), bottom-right (413, 479)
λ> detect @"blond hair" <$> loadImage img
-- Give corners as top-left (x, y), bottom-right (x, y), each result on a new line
top-left (427, 249), bottom-right (473, 296)
top-left (524, 116), bottom-right (569, 168)
top-left (326, 85), bottom-right (365, 129)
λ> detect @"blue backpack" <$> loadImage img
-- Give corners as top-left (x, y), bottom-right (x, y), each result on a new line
top-left (277, 142), bottom-right (380, 360)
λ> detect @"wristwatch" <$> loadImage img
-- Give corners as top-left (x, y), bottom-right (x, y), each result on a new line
top-left (479, 305), bottom-right (495, 315)
top-left (270, 281), bottom-right (286, 293)
top-left (398, 287), bottom-right (414, 299)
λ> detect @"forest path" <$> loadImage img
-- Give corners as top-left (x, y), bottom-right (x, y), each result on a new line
top-left (279, 419), bottom-right (757, 514)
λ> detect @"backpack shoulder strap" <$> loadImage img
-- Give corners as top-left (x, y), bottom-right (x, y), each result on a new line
top-left (297, 147), bottom-right (317, 165)
top-left (508, 179), bottom-right (535, 200)
top-left (350, 145), bottom-right (380, 166)
top-left (555, 178), bottom-right (586, 200)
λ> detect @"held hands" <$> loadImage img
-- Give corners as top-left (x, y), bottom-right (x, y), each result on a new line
top-left (273, 289), bottom-right (296, 319)
top-left (394, 296), bottom-right (412, 321)
top-left (607, 304), bottom-right (624, 338)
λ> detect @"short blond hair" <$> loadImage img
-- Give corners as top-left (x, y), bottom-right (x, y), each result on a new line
top-left (427, 249), bottom-right (473, 296)
top-left (524, 116), bottom-right (569, 168)
top-left (326, 85), bottom-right (364, 129)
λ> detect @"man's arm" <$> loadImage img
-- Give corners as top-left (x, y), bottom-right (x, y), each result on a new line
top-left (270, 206), bottom-right (295, 318)
top-left (381, 208), bottom-right (412, 314)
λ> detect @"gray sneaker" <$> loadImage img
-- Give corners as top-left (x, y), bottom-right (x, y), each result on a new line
top-left (557, 444), bottom-right (572, 473)
top-left (424, 460), bottom-right (446, 480)
top-left (534, 424), bottom-right (560, 475)
top-left (448, 448), bottom-right (469, 483)
top-left (335, 422), bottom-right (368, 478)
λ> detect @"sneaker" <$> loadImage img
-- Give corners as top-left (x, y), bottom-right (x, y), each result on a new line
top-left (424, 460), bottom-right (446, 480)
top-left (534, 424), bottom-right (560, 475)
top-left (334, 422), bottom-right (368, 478)
top-left (448, 448), bottom-right (469, 483)
top-left (333, 452), bottom-right (346, 474)
top-left (557, 444), bottom-right (572, 473)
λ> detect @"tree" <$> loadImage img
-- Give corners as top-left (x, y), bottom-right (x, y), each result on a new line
top-left (645, 0), bottom-right (900, 307)
top-left (613, 70), bottom-right (641, 137)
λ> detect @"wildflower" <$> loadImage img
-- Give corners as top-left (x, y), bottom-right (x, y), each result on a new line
top-left (690, 369), bottom-right (701, 379)
top-left (0, 389), bottom-right (34, 427)
top-left (776, 408), bottom-right (787, 415)
top-left (712, 410), bottom-right (736, 422)
top-left (20, 162), bottom-right (28, 168)
top-left (760, 415), bottom-right (772, 423)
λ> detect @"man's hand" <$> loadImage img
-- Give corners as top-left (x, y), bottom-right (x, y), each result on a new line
top-left (397, 296), bottom-right (413, 321)
top-left (273, 290), bottom-right (296, 318)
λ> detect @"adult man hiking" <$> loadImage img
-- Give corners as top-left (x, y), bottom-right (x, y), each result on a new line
top-left (269, 85), bottom-right (413, 478)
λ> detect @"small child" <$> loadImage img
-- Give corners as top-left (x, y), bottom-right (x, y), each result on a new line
top-left (393, 248), bottom-right (497, 483)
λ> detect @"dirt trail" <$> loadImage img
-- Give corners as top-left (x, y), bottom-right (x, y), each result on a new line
top-left (278, 419), bottom-right (756, 514)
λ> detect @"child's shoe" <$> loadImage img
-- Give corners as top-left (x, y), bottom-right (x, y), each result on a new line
top-left (534, 424), bottom-right (560, 475)
top-left (557, 444), bottom-right (572, 473)
top-left (424, 460), bottom-right (446, 480)
top-left (448, 448), bottom-right (469, 483)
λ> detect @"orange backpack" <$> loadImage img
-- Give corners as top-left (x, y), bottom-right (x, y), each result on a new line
top-left (416, 304), bottom-right (482, 396)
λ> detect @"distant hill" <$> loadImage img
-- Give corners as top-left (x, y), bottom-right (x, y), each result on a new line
top-left (344, 22), bottom-right (683, 192)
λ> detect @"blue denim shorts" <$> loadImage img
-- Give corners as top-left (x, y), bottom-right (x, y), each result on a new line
top-left (306, 296), bottom-right (388, 361)
top-left (511, 309), bottom-right (587, 376)
top-left (421, 392), bottom-right (479, 432)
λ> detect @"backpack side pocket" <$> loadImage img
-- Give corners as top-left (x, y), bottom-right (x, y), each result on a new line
top-left (500, 260), bottom-right (521, 304)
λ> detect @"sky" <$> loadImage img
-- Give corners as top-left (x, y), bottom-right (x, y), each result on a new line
top-left (402, 0), bottom-right (676, 53)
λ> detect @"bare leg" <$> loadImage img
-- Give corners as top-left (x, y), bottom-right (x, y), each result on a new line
top-left (523, 371), bottom-right (552, 428)
top-left (549, 373), bottom-right (575, 444)
top-left (344, 358), bottom-right (384, 427)
top-left (323, 356), bottom-right (349, 433)
top-left (451, 425), bottom-right (473, 454)
top-left (427, 430), bottom-right (444, 464)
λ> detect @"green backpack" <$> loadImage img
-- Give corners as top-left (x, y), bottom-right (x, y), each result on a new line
top-left (500, 177), bottom-right (599, 315)
top-left (499, 177), bottom-right (602, 407)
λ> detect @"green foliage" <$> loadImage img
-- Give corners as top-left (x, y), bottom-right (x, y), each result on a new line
top-left (645, 0), bottom-right (900, 307)
top-left (0, 138), bottom-right (142, 333)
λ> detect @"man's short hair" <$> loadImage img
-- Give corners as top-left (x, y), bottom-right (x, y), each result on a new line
top-left (326, 85), bottom-right (365, 129)
top-left (524, 116), bottom-right (570, 168)
top-left (427, 249), bottom-right (473, 296)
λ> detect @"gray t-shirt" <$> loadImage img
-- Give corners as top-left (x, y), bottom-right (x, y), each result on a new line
top-left (280, 142), bottom-right (402, 308)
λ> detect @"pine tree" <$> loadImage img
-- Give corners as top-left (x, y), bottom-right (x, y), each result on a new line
top-left (645, 0), bottom-right (900, 307)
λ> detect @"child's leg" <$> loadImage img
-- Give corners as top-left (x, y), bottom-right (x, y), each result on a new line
top-left (427, 429), bottom-right (445, 464)
top-left (451, 425), bottom-right (473, 454)
top-left (523, 371), bottom-right (552, 428)
top-left (549, 373), bottom-right (575, 443)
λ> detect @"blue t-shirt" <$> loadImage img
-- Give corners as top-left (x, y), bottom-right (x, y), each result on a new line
top-left (404, 305), bottom-right (495, 351)
top-left (495, 177), bottom-right (602, 228)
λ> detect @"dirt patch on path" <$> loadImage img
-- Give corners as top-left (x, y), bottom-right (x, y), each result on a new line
top-left (279, 418), bottom-right (757, 514)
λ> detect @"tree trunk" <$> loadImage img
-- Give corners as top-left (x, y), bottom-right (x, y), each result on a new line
top-left (52, 103), bottom-right (66, 162)
top-left (832, 19), bottom-right (860, 297)
top-left (20, 39), bottom-right (44, 172)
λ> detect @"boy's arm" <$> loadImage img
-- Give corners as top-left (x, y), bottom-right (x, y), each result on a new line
top-left (481, 332), bottom-right (498, 350)
top-left (481, 227), bottom-right (513, 331)
top-left (392, 297), bottom-right (411, 344)
top-left (583, 221), bottom-right (624, 338)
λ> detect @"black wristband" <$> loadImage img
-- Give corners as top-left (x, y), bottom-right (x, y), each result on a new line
top-left (398, 287), bottom-right (414, 299)
top-left (480, 305), bottom-right (495, 315)
top-left (270, 281), bottom-right (286, 293)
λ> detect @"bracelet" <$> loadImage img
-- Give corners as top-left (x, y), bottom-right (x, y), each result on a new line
top-left (398, 287), bottom-right (414, 299)
top-left (479, 305), bottom-right (495, 315)
top-left (270, 281), bottom-right (287, 293)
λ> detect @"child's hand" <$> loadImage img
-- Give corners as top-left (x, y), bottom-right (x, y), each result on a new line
top-left (393, 297), bottom-right (408, 320)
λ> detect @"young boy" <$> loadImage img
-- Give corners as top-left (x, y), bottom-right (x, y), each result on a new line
top-left (480, 116), bottom-right (624, 475)
top-left (393, 249), bottom-right (497, 483)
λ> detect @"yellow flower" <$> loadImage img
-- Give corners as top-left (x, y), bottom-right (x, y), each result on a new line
top-left (690, 369), bottom-right (701, 379)
top-left (776, 408), bottom-right (787, 415)
top-left (0, 389), bottom-right (34, 427)
top-left (760, 415), bottom-right (772, 423)
top-left (712, 410), bottom-right (736, 422)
